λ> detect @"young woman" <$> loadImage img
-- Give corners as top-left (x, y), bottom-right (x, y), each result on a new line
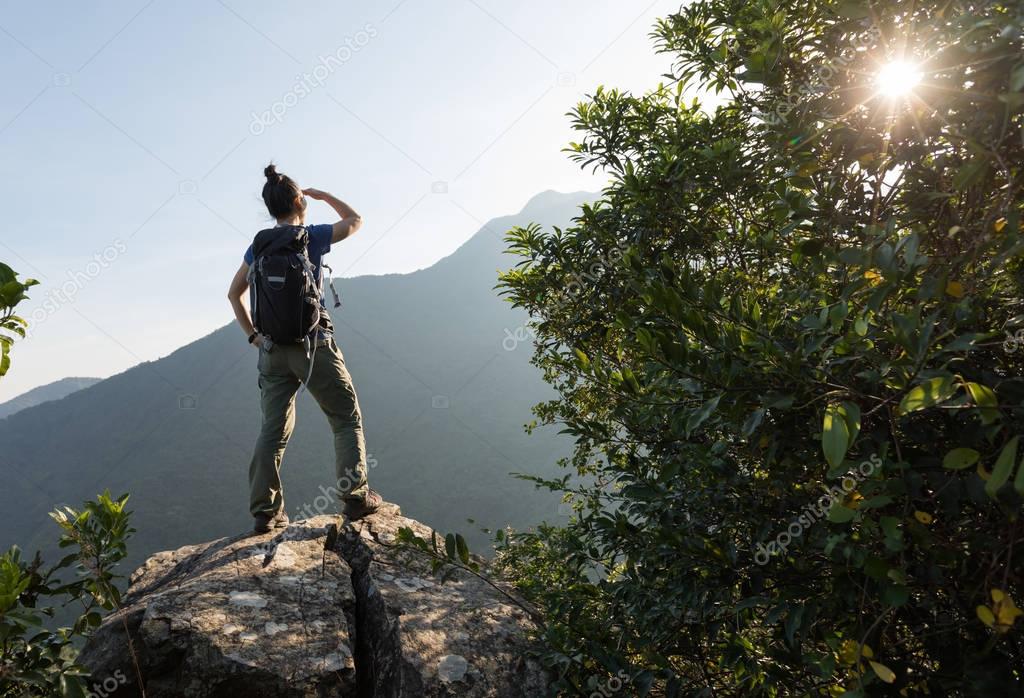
top-left (227, 164), bottom-right (381, 533)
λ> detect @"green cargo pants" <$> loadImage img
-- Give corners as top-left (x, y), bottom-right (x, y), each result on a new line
top-left (249, 336), bottom-right (369, 517)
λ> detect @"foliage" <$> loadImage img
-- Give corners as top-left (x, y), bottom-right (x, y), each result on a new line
top-left (0, 492), bottom-right (134, 697)
top-left (0, 263), bottom-right (38, 380)
top-left (497, 0), bottom-right (1024, 695)
top-left (396, 526), bottom-right (480, 575)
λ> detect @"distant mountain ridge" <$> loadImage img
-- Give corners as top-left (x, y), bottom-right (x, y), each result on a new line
top-left (0, 377), bottom-right (102, 420)
top-left (0, 190), bottom-right (593, 572)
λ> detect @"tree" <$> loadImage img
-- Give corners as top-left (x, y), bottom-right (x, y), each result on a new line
top-left (497, 0), bottom-right (1024, 695)
top-left (0, 262), bottom-right (37, 380)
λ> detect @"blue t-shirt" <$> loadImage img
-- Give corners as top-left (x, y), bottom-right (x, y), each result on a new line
top-left (245, 223), bottom-right (334, 337)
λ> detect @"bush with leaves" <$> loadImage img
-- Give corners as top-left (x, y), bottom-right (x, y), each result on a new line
top-left (1, 492), bottom-right (135, 697)
top-left (497, 1), bottom-right (1023, 695)
top-left (0, 263), bottom-right (38, 379)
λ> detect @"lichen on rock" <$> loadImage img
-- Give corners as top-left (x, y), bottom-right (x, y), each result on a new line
top-left (79, 502), bottom-right (548, 697)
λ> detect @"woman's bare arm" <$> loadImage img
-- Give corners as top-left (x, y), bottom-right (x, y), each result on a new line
top-left (227, 261), bottom-right (261, 346)
top-left (303, 188), bottom-right (363, 243)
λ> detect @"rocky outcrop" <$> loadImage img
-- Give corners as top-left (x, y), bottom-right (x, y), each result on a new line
top-left (79, 504), bottom-right (548, 697)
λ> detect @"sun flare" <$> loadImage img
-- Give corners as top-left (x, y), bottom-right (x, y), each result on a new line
top-left (875, 60), bottom-right (923, 98)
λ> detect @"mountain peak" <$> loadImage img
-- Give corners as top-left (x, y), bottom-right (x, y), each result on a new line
top-left (80, 503), bottom-right (547, 696)
top-left (424, 189), bottom-right (596, 277)
top-left (0, 376), bottom-right (101, 420)
top-left (519, 189), bottom-right (595, 217)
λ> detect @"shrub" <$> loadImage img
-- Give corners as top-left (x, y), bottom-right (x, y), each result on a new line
top-left (497, 1), bottom-right (1024, 695)
top-left (0, 492), bottom-right (134, 697)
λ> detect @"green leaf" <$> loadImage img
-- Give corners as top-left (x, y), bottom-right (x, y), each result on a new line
top-left (827, 503), bottom-right (857, 523)
top-left (965, 382), bottom-right (1000, 424)
top-left (686, 394), bottom-right (721, 435)
top-left (444, 533), bottom-right (456, 561)
top-left (742, 407), bottom-right (765, 437)
top-left (953, 157), bottom-right (989, 190)
top-left (899, 232), bottom-right (921, 267)
top-left (573, 348), bottom-right (590, 371)
top-left (1011, 64), bottom-right (1024, 92)
top-left (798, 239), bottom-right (826, 256)
top-left (455, 533), bottom-right (470, 565)
top-left (764, 393), bottom-right (794, 409)
top-left (986, 436), bottom-right (1018, 498)
top-left (1014, 449), bottom-right (1024, 496)
top-left (0, 281), bottom-right (23, 300)
top-left (882, 584), bottom-right (909, 607)
top-left (897, 376), bottom-right (957, 416)
top-left (835, 1), bottom-right (870, 19)
top-left (829, 301), bottom-right (849, 328)
top-left (942, 332), bottom-right (988, 353)
top-left (621, 366), bottom-right (641, 393)
top-left (943, 448), bottom-right (980, 470)
top-left (838, 401), bottom-right (861, 446)
top-left (869, 661), bottom-right (896, 683)
top-left (859, 495), bottom-right (892, 510)
top-left (822, 404), bottom-right (851, 469)
top-left (60, 674), bottom-right (87, 698)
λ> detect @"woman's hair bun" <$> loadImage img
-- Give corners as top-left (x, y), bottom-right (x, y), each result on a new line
top-left (261, 162), bottom-right (301, 219)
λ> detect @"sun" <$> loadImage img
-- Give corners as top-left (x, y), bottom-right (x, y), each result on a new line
top-left (875, 60), bottom-right (923, 98)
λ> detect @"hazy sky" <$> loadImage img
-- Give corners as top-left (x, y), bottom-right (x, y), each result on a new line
top-left (0, 0), bottom-right (675, 399)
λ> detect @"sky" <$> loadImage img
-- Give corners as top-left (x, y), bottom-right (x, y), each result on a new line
top-left (0, 0), bottom-right (676, 400)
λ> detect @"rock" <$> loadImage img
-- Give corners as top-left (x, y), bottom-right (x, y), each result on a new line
top-left (79, 503), bottom-right (548, 697)
top-left (438, 654), bottom-right (469, 683)
top-left (338, 505), bottom-right (549, 697)
top-left (79, 517), bottom-right (356, 697)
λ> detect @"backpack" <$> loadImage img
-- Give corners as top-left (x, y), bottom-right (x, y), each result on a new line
top-left (248, 225), bottom-right (322, 345)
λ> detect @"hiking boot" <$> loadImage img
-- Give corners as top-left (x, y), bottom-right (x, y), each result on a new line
top-left (253, 513), bottom-right (274, 534)
top-left (273, 510), bottom-right (290, 528)
top-left (342, 490), bottom-right (383, 520)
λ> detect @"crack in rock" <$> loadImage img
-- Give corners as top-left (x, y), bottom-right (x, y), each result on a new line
top-left (335, 521), bottom-right (412, 698)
